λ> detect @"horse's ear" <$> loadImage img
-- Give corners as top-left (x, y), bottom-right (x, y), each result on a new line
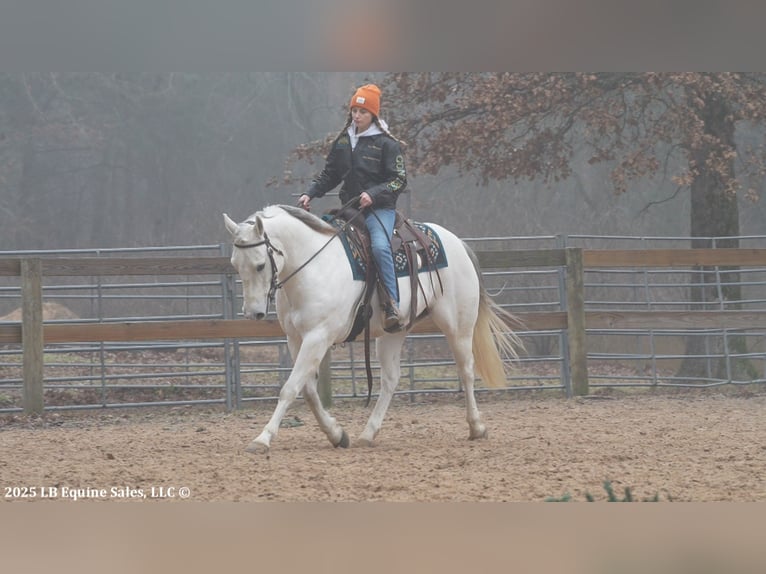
top-left (254, 215), bottom-right (265, 237)
top-left (223, 213), bottom-right (238, 236)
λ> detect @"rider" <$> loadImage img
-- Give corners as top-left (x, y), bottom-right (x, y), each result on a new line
top-left (298, 83), bottom-right (407, 332)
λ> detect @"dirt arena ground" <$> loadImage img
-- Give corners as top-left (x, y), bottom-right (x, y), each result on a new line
top-left (1, 391), bottom-right (764, 502)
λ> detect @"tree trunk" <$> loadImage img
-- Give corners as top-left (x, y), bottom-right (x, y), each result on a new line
top-left (678, 93), bottom-right (753, 381)
top-left (14, 141), bottom-right (38, 248)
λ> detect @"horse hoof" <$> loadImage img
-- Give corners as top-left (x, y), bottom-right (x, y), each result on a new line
top-left (355, 437), bottom-right (375, 448)
top-left (469, 428), bottom-right (488, 440)
top-left (334, 430), bottom-right (350, 449)
top-left (245, 440), bottom-right (270, 455)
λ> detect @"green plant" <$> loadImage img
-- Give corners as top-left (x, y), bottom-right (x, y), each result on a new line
top-left (545, 480), bottom-right (667, 502)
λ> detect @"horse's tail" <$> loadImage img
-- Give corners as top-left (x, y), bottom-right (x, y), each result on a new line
top-left (463, 241), bottom-right (525, 388)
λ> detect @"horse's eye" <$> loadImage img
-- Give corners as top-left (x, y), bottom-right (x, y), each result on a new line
top-left (256, 263), bottom-right (266, 272)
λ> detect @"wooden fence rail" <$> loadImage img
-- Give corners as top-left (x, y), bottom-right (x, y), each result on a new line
top-left (3, 248), bottom-right (766, 414)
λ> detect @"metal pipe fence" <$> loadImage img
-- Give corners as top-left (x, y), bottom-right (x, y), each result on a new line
top-left (2, 234), bottom-right (766, 413)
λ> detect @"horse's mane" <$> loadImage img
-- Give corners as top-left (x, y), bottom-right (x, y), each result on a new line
top-left (258, 204), bottom-right (337, 236)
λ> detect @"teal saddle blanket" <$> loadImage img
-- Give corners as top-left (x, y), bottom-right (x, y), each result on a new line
top-left (326, 218), bottom-right (449, 281)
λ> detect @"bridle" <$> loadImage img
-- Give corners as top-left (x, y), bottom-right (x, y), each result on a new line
top-left (233, 230), bottom-right (284, 305)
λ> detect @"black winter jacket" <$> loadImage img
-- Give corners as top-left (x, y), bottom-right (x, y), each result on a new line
top-left (306, 129), bottom-right (406, 210)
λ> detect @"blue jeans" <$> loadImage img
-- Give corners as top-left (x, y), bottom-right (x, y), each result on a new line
top-left (365, 208), bottom-right (398, 305)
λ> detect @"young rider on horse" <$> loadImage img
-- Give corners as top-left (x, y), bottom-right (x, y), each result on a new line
top-left (298, 83), bottom-right (407, 332)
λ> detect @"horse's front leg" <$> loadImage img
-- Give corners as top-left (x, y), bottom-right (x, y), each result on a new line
top-left (302, 369), bottom-right (349, 449)
top-left (246, 332), bottom-right (336, 454)
top-left (287, 335), bottom-right (348, 449)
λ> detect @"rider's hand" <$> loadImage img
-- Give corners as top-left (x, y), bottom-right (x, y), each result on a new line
top-left (359, 192), bottom-right (373, 208)
top-left (298, 194), bottom-right (311, 210)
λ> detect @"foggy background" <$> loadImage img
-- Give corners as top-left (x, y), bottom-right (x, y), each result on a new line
top-left (2, 72), bottom-right (766, 252)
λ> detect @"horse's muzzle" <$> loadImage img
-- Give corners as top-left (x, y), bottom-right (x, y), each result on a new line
top-left (242, 305), bottom-right (267, 320)
top-left (243, 310), bottom-right (266, 320)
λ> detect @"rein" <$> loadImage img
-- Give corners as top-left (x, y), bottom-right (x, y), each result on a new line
top-left (233, 198), bottom-right (365, 303)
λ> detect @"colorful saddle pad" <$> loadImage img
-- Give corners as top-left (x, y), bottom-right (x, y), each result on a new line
top-left (327, 218), bottom-right (449, 281)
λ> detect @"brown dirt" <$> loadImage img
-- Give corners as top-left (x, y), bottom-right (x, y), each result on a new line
top-left (0, 302), bottom-right (80, 322)
top-left (1, 392), bottom-right (764, 502)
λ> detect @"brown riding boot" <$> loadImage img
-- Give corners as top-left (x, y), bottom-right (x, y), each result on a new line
top-left (383, 301), bottom-right (402, 332)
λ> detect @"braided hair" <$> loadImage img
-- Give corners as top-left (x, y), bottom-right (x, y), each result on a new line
top-left (340, 111), bottom-right (406, 147)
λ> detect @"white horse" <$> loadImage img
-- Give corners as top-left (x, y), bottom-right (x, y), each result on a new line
top-left (223, 204), bottom-right (522, 454)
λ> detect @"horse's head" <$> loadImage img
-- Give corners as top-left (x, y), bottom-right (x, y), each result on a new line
top-left (223, 212), bottom-right (277, 320)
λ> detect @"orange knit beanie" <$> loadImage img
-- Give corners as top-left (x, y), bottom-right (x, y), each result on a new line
top-left (349, 84), bottom-right (381, 117)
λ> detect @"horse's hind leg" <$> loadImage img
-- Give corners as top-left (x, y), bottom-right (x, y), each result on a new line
top-left (357, 331), bottom-right (407, 446)
top-left (445, 330), bottom-right (487, 440)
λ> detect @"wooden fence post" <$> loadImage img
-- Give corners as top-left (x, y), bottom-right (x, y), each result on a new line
top-left (565, 248), bottom-right (589, 396)
top-left (318, 350), bottom-right (332, 408)
top-left (21, 258), bottom-right (44, 414)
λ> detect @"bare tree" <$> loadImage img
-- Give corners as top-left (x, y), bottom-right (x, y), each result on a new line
top-left (0, 73), bottom-right (363, 249)
top-left (290, 73), bottom-right (766, 379)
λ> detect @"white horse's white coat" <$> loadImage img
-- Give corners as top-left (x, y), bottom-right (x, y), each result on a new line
top-left (223, 205), bottom-right (521, 453)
